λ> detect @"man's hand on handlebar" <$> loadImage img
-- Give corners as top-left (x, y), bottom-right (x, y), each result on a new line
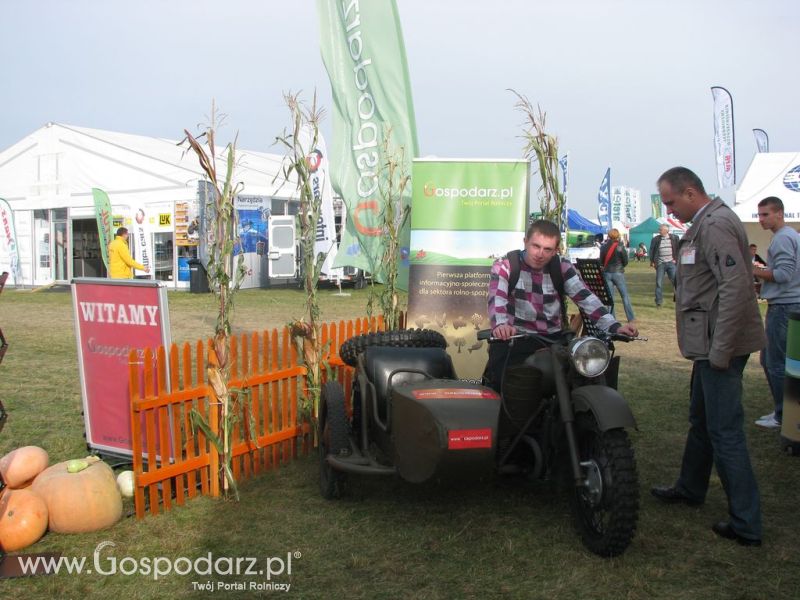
top-left (491, 324), bottom-right (516, 340)
top-left (616, 322), bottom-right (638, 338)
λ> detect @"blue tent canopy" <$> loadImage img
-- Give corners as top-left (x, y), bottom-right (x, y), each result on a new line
top-left (567, 209), bottom-right (605, 235)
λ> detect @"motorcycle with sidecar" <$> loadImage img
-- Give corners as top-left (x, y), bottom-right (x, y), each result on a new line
top-left (318, 327), bottom-right (641, 557)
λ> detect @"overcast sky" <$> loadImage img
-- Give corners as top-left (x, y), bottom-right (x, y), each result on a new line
top-left (2, 0), bottom-right (797, 217)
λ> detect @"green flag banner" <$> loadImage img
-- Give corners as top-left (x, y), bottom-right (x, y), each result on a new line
top-left (407, 159), bottom-right (529, 379)
top-left (317, 0), bottom-right (418, 289)
top-left (92, 188), bottom-right (114, 270)
top-left (650, 194), bottom-right (663, 219)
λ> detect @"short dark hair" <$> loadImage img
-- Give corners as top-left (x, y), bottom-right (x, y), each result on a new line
top-left (525, 219), bottom-right (560, 240)
top-left (116, 227), bottom-right (128, 236)
top-left (758, 196), bottom-right (784, 213)
top-left (657, 167), bottom-right (707, 196)
top-left (749, 243), bottom-right (758, 249)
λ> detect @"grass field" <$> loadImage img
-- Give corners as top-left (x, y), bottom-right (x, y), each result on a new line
top-left (1, 265), bottom-right (799, 599)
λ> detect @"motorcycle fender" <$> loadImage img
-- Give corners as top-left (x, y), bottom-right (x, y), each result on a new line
top-left (571, 385), bottom-right (637, 431)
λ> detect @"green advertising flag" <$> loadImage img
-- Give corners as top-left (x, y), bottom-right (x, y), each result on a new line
top-left (650, 194), bottom-right (663, 219)
top-left (92, 188), bottom-right (114, 270)
top-left (317, 0), bottom-right (418, 289)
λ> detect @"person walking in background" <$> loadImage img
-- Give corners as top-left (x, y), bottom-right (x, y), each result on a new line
top-left (636, 242), bottom-right (647, 262)
top-left (750, 243), bottom-right (766, 297)
top-left (108, 227), bottom-right (148, 279)
top-left (649, 223), bottom-right (679, 307)
top-left (752, 197), bottom-right (800, 431)
top-left (650, 166), bottom-right (764, 547)
top-left (749, 243), bottom-right (766, 268)
top-left (600, 229), bottom-right (635, 322)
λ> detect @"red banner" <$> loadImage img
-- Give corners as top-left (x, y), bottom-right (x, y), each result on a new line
top-left (448, 428), bottom-right (493, 450)
top-left (72, 279), bottom-right (170, 457)
top-left (412, 388), bottom-right (499, 400)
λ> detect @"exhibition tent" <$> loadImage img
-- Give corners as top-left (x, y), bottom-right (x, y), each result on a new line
top-left (735, 152), bottom-right (800, 207)
top-left (734, 151), bottom-right (800, 250)
top-left (0, 122), bottom-right (296, 212)
top-left (0, 123), bottom-right (298, 286)
top-left (628, 217), bottom-right (661, 252)
top-left (567, 209), bottom-right (605, 235)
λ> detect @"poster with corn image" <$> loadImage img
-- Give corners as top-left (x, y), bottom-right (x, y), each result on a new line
top-left (408, 159), bottom-right (529, 379)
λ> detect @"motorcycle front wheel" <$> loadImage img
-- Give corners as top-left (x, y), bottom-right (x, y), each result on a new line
top-left (571, 415), bottom-right (639, 557)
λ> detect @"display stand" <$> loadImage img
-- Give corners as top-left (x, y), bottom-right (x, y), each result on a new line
top-left (72, 278), bottom-right (172, 460)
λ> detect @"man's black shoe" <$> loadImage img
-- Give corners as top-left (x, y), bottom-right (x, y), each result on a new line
top-left (711, 521), bottom-right (762, 547)
top-left (650, 485), bottom-right (703, 506)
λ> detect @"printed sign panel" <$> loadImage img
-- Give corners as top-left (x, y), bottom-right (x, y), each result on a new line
top-left (234, 195), bottom-right (271, 289)
top-left (407, 160), bottom-right (528, 379)
top-left (175, 199), bottom-right (200, 247)
top-left (72, 278), bottom-right (171, 457)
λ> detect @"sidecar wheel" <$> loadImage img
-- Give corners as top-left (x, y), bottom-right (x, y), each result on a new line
top-left (339, 329), bottom-right (447, 367)
top-left (319, 381), bottom-right (349, 499)
top-left (571, 418), bottom-right (639, 557)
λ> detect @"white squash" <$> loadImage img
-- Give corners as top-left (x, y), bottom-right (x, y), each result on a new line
top-left (116, 470), bottom-right (135, 498)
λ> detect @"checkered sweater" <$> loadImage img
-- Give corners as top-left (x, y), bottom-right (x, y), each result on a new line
top-left (488, 255), bottom-right (619, 335)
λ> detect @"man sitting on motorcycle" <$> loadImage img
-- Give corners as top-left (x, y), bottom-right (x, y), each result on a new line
top-left (485, 219), bottom-right (639, 392)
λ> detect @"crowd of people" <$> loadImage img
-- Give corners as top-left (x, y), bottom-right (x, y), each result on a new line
top-left (487, 166), bottom-right (800, 547)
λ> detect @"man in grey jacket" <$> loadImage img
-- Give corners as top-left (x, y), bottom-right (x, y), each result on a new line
top-left (651, 167), bottom-right (765, 547)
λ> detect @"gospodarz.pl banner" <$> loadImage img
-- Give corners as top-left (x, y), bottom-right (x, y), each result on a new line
top-left (407, 160), bottom-right (528, 379)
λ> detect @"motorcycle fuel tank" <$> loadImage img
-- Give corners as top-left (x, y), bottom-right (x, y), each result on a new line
top-left (391, 380), bottom-right (501, 483)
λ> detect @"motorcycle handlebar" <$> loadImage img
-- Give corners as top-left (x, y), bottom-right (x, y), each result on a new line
top-left (476, 328), bottom-right (647, 343)
top-left (476, 329), bottom-right (558, 345)
top-left (610, 333), bottom-right (648, 343)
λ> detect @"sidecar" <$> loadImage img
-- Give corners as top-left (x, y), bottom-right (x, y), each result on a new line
top-left (318, 330), bottom-right (502, 498)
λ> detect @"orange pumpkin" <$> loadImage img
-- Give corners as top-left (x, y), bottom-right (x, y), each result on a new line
top-left (0, 488), bottom-right (49, 551)
top-left (0, 446), bottom-right (49, 488)
top-left (31, 457), bottom-right (122, 533)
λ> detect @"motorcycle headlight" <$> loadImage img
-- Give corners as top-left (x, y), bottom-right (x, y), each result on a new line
top-left (568, 337), bottom-right (610, 378)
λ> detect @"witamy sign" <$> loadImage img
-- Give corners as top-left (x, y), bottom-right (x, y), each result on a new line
top-left (72, 278), bottom-right (171, 458)
top-left (79, 302), bottom-right (160, 326)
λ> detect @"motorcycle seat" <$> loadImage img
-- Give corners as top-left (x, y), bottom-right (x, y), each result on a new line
top-left (363, 346), bottom-right (455, 421)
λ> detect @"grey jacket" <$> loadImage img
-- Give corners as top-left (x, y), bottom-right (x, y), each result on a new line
top-left (675, 198), bottom-right (766, 367)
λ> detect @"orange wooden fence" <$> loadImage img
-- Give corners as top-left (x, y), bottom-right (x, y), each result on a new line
top-left (128, 315), bottom-right (396, 518)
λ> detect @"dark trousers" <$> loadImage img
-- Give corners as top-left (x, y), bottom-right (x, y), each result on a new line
top-left (483, 337), bottom-right (548, 393)
top-left (760, 303), bottom-right (800, 422)
top-left (655, 261), bottom-right (677, 305)
top-left (675, 356), bottom-right (762, 540)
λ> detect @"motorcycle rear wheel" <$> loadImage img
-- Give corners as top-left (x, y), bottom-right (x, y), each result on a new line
top-left (319, 381), bottom-right (349, 499)
top-left (571, 416), bottom-right (639, 557)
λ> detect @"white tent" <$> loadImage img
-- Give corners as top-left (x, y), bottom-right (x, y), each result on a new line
top-left (735, 152), bottom-right (800, 207)
top-left (733, 152), bottom-right (800, 251)
top-left (0, 123), bottom-right (298, 287)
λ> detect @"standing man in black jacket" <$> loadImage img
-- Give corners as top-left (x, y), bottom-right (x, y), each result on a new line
top-left (649, 224), bottom-right (680, 307)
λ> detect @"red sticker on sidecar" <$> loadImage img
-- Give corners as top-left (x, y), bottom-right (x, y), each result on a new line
top-left (411, 388), bottom-right (499, 400)
top-left (448, 428), bottom-right (493, 450)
